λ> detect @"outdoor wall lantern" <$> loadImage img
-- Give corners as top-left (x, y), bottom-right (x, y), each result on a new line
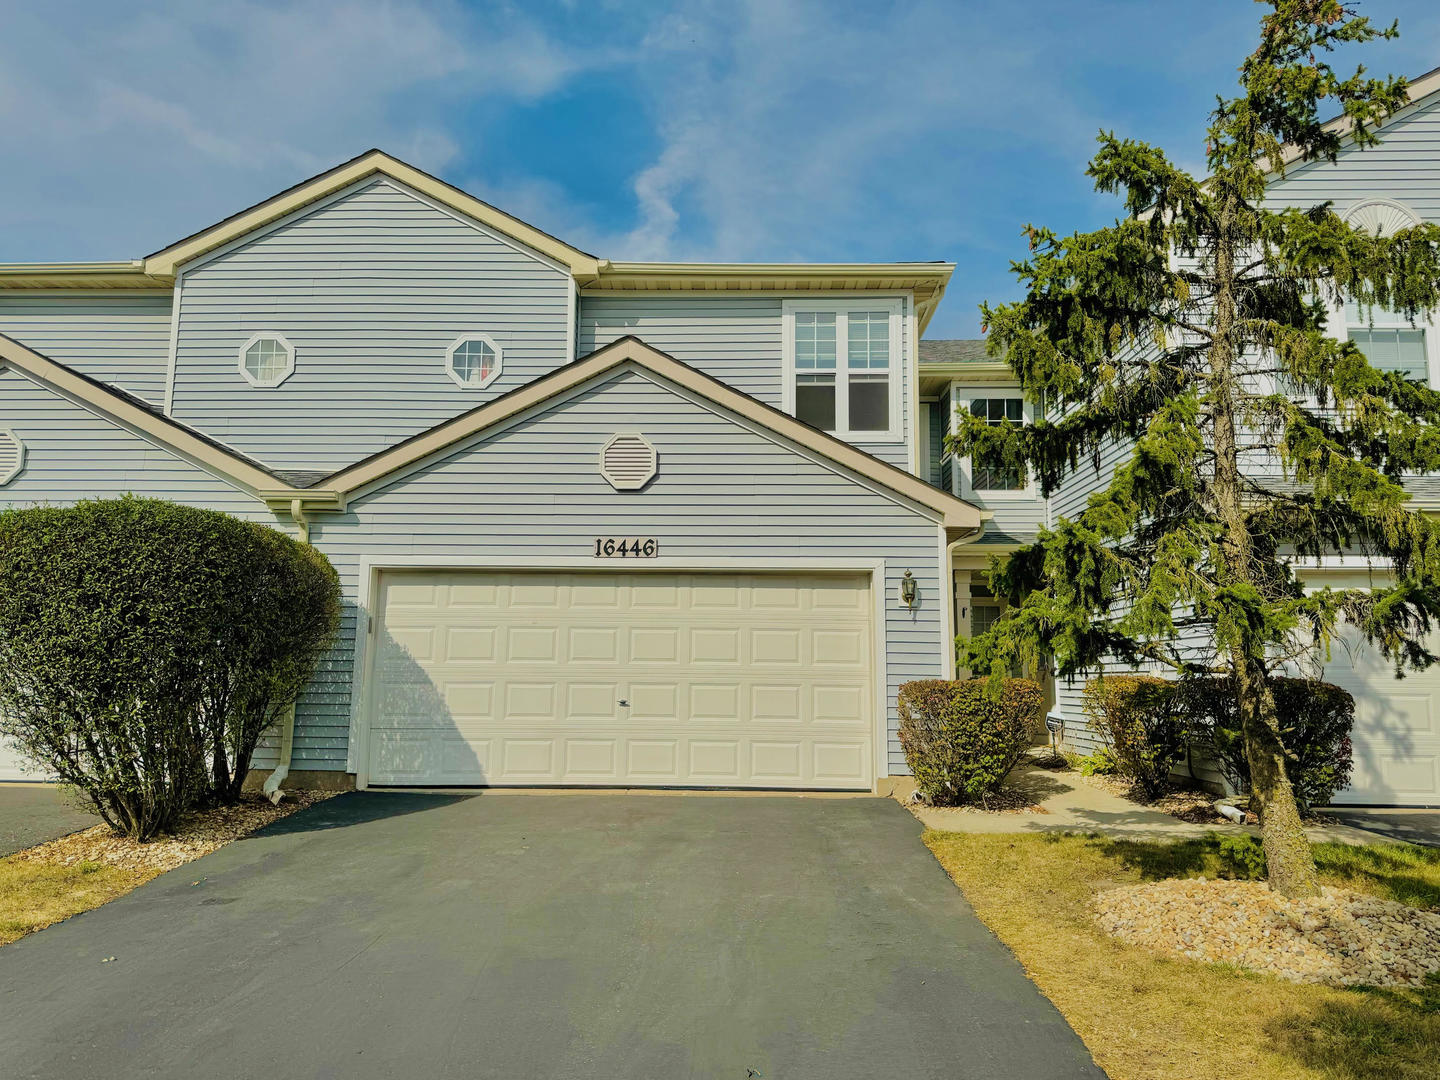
top-left (900, 570), bottom-right (917, 608)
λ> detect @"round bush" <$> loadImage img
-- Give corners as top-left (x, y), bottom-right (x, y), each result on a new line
top-left (0, 497), bottom-right (340, 838)
top-left (897, 678), bottom-right (1044, 805)
top-left (1081, 674), bottom-right (1187, 798)
top-left (1181, 675), bottom-right (1355, 808)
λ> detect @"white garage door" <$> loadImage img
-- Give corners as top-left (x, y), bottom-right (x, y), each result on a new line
top-left (364, 570), bottom-right (876, 789)
top-left (1321, 631), bottom-right (1440, 806)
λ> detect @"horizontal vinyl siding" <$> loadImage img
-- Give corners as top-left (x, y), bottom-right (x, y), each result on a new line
top-left (0, 371), bottom-right (350, 770)
top-left (578, 294), bottom-right (913, 470)
top-left (1265, 93), bottom-right (1440, 221)
top-left (0, 293), bottom-right (172, 405)
top-left (171, 178), bottom-right (571, 472)
top-left (313, 369), bottom-right (944, 778)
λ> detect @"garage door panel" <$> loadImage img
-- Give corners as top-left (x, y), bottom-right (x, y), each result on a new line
top-left (627, 739), bottom-right (681, 779)
top-left (752, 684), bottom-right (802, 722)
top-left (569, 627), bottom-right (619, 663)
top-left (365, 570), bottom-right (875, 789)
top-left (1322, 629), bottom-right (1440, 805)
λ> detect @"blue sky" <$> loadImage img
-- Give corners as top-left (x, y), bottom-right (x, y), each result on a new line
top-left (3, 1), bottom-right (1438, 337)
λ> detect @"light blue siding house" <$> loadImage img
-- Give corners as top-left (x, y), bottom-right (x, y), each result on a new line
top-left (922, 68), bottom-right (1440, 807)
top-left (0, 149), bottom-right (981, 794)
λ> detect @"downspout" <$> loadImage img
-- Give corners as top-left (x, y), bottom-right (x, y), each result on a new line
top-left (261, 498), bottom-right (312, 805)
top-left (262, 704), bottom-right (295, 805)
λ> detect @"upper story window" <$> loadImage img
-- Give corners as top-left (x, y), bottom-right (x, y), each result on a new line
top-left (238, 333), bottom-right (295, 388)
top-left (1344, 299), bottom-right (1434, 383)
top-left (1336, 198), bottom-right (1437, 387)
top-left (968, 397), bottom-right (1025, 491)
top-left (445, 334), bottom-right (503, 389)
top-left (783, 300), bottom-right (902, 440)
top-left (953, 384), bottom-right (1034, 500)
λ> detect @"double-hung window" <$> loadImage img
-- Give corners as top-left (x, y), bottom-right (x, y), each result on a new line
top-left (1344, 299), bottom-right (1434, 384)
top-left (956, 385), bottom-right (1033, 499)
top-left (784, 300), bottom-right (902, 439)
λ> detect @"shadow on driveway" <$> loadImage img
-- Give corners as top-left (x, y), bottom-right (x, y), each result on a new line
top-left (256, 789), bottom-right (479, 836)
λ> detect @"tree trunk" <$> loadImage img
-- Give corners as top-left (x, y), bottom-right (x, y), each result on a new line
top-left (1208, 201), bottom-right (1321, 899)
top-left (1233, 656), bottom-right (1321, 895)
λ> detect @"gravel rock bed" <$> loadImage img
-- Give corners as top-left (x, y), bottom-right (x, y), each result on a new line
top-left (1095, 877), bottom-right (1440, 987)
top-left (7, 790), bottom-right (336, 874)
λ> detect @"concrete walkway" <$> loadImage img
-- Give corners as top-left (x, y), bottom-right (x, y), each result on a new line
top-left (909, 763), bottom-right (1396, 845)
top-left (0, 783), bottom-right (96, 857)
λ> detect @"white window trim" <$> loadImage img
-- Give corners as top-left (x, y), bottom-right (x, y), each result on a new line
top-left (1327, 295), bottom-right (1440, 389)
top-left (238, 332), bottom-right (296, 389)
top-left (444, 332), bottom-right (504, 390)
top-left (954, 381), bottom-right (1037, 501)
top-left (781, 298), bottom-right (904, 442)
top-left (1326, 197), bottom-right (1440, 389)
top-left (0, 427), bottom-right (25, 486)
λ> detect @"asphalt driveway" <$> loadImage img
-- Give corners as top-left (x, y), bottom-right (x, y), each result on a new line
top-left (0, 782), bottom-right (97, 856)
top-left (0, 791), bottom-right (1103, 1079)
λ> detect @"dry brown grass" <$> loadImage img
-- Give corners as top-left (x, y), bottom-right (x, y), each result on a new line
top-left (925, 831), bottom-right (1440, 1080)
top-left (0, 859), bottom-right (152, 945)
top-left (0, 791), bottom-right (335, 946)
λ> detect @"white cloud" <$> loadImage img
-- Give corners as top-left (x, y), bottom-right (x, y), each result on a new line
top-left (0, 0), bottom-right (615, 259)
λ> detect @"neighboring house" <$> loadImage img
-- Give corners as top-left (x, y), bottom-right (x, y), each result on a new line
top-left (0, 149), bottom-right (985, 793)
top-left (929, 68), bottom-right (1440, 808)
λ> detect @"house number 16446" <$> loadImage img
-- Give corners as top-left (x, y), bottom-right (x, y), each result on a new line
top-left (594, 537), bottom-right (659, 557)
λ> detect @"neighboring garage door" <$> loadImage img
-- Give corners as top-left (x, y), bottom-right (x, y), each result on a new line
top-left (364, 570), bottom-right (876, 789)
top-left (0, 740), bottom-right (42, 782)
top-left (1322, 630), bottom-right (1440, 806)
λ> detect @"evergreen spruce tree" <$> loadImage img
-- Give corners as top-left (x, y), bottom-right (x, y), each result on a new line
top-left (954, 0), bottom-right (1440, 897)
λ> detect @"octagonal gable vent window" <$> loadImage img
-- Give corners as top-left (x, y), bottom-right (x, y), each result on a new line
top-left (0, 428), bottom-right (25, 486)
top-left (599, 432), bottom-right (658, 491)
top-left (446, 334), bottom-right (503, 389)
top-left (239, 333), bottom-right (296, 388)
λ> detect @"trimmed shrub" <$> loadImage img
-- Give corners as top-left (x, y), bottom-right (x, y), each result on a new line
top-left (1181, 676), bottom-right (1355, 808)
top-left (897, 678), bottom-right (1045, 805)
top-left (0, 497), bottom-right (340, 838)
top-left (1080, 675), bottom-right (1187, 798)
top-left (190, 523), bottom-right (341, 803)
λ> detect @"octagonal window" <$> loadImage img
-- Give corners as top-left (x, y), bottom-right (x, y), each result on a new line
top-left (0, 428), bottom-right (25, 486)
top-left (446, 334), bottom-right (503, 389)
top-left (239, 333), bottom-right (295, 388)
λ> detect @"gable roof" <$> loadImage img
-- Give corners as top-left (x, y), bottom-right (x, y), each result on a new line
top-left (143, 149), bottom-right (604, 281)
top-left (0, 330), bottom-right (288, 497)
top-left (0, 151), bottom-right (955, 331)
top-left (0, 330), bottom-right (985, 532)
top-left (322, 336), bottom-right (985, 531)
top-left (1274, 64), bottom-right (1440, 174)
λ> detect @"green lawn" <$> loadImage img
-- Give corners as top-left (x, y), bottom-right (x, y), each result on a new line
top-left (925, 831), bottom-right (1440, 1080)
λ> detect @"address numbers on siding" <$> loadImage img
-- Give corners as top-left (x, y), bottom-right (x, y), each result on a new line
top-left (594, 538), bottom-right (659, 558)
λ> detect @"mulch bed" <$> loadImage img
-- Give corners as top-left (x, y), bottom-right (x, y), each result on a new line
top-left (8, 790), bottom-right (336, 874)
top-left (1095, 877), bottom-right (1440, 987)
top-left (912, 787), bottom-right (1048, 814)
